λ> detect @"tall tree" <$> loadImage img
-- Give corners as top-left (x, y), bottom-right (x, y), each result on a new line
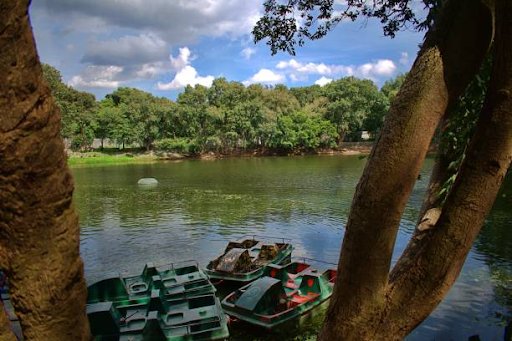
top-left (42, 64), bottom-right (97, 150)
top-left (380, 73), bottom-right (407, 102)
top-left (0, 0), bottom-right (90, 339)
top-left (254, 0), bottom-right (508, 339)
top-left (321, 77), bottom-right (387, 142)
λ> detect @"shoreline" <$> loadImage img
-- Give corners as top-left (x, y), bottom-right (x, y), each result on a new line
top-left (67, 146), bottom-right (373, 167)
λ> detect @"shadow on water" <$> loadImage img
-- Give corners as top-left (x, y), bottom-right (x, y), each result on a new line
top-left (71, 155), bottom-right (511, 340)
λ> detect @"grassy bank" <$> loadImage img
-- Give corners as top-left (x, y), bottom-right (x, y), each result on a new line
top-left (66, 144), bottom-right (375, 167)
top-left (67, 152), bottom-right (158, 166)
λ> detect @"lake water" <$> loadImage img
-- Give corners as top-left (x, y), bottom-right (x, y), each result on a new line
top-left (72, 155), bottom-right (511, 340)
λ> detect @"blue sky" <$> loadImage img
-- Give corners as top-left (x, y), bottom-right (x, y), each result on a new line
top-left (30, 0), bottom-right (426, 100)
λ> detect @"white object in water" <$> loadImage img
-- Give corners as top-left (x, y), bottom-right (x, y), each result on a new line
top-left (137, 178), bottom-right (158, 185)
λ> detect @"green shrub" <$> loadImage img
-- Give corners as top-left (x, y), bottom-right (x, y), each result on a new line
top-left (187, 139), bottom-right (202, 155)
top-left (154, 138), bottom-right (189, 153)
top-left (154, 138), bottom-right (203, 155)
top-left (204, 136), bottom-right (222, 152)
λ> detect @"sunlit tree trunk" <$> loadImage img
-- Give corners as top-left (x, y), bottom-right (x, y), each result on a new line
top-left (318, 0), bottom-right (494, 339)
top-left (0, 0), bottom-right (90, 339)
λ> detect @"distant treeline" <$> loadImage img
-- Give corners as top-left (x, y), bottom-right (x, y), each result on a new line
top-left (42, 64), bottom-right (405, 154)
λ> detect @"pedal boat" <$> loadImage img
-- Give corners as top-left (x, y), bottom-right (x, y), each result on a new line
top-left (87, 291), bottom-right (229, 340)
top-left (205, 235), bottom-right (293, 283)
top-left (86, 261), bottom-right (229, 340)
top-left (220, 259), bottom-right (337, 329)
top-left (87, 261), bottom-right (215, 304)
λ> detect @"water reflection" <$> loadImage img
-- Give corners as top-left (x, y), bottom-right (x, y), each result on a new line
top-left (72, 155), bottom-right (511, 340)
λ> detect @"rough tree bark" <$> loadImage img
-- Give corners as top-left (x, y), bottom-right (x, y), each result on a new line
top-left (318, 0), bottom-right (494, 339)
top-left (386, 0), bottom-right (511, 335)
top-left (0, 1), bottom-right (91, 340)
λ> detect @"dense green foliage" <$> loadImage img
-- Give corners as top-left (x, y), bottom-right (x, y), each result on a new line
top-left (43, 64), bottom-right (400, 153)
top-left (42, 64), bottom-right (98, 150)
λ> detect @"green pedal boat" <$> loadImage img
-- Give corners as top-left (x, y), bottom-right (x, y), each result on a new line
top-left (221, 259), bottom-right (337, 329)
top-left (205, 235), bottom-right (293, 283)
top-left (86, 261), bottom-right (229, 340)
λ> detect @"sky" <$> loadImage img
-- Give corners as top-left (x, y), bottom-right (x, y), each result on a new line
top-left (29, 0), bottom-right (427, 100)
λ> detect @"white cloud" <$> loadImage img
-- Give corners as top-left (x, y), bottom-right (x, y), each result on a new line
top-left (276, 58), bottom-right (396, 81)
top-left (357, 59), bottom-right (396, 78)
top-left (315, 76), bottom-right (333, 86)
top-left (240, 47), bottom-right (256, 60)
top-left (243, 69), bottom-right (286, 86)
top-left (276, 58), bottom-right (354, 76)
top-left (68, 65), bottom-right (123, 88)
top-left (169, 47), bottom-right (194, 70)
top-left (157, 66), bottom-right (214, 90)
top-left (157, 47), bottom-right (214, 90)
top-left (400, 52), bottom-right (409, 66)
top-left (276, 59), bottom-right (300, 70)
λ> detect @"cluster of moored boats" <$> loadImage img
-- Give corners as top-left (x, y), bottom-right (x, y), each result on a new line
top-left (87, 235), bottom-right (337, 340)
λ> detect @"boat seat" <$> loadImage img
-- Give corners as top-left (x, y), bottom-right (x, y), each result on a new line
top-left (122, 316), bottom-right (146, 332)
top-left (288, 273), bottom-right (299, 281)
top-left (215, 248), bottom-right (252, 273)
top-left (257, 244), bottom-right (278, 260)
top-left (225, 241), bottom-right (243, 253)
top-left (284, 280), bottom-right (299, 290)
top-left (129, 282), bottom-right (148, 293)
top-left (298, 275), bottom-right (322, 296)
top-left (241, 239), bottom-right (259, 249)
top-left (290, 293), bottom-right (319, 305)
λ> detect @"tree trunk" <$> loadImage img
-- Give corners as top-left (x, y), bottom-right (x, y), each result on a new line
top-left (318, 0), bottom-right (493, 339)
top-left (0, 1), bottom-right (90, 340)
top-left (386, 0), bottom-right (511, 335)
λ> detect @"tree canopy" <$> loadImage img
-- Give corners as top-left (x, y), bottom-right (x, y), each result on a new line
top-left (43, 68), bottom-right (401, 153)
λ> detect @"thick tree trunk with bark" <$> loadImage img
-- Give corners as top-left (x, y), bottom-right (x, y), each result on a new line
top-left (0, 1), bottom-right (90, 340)
top-left (386, 0), bottom-right (511, 335)
top-left (318, 0), bottom-right (494, 339)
